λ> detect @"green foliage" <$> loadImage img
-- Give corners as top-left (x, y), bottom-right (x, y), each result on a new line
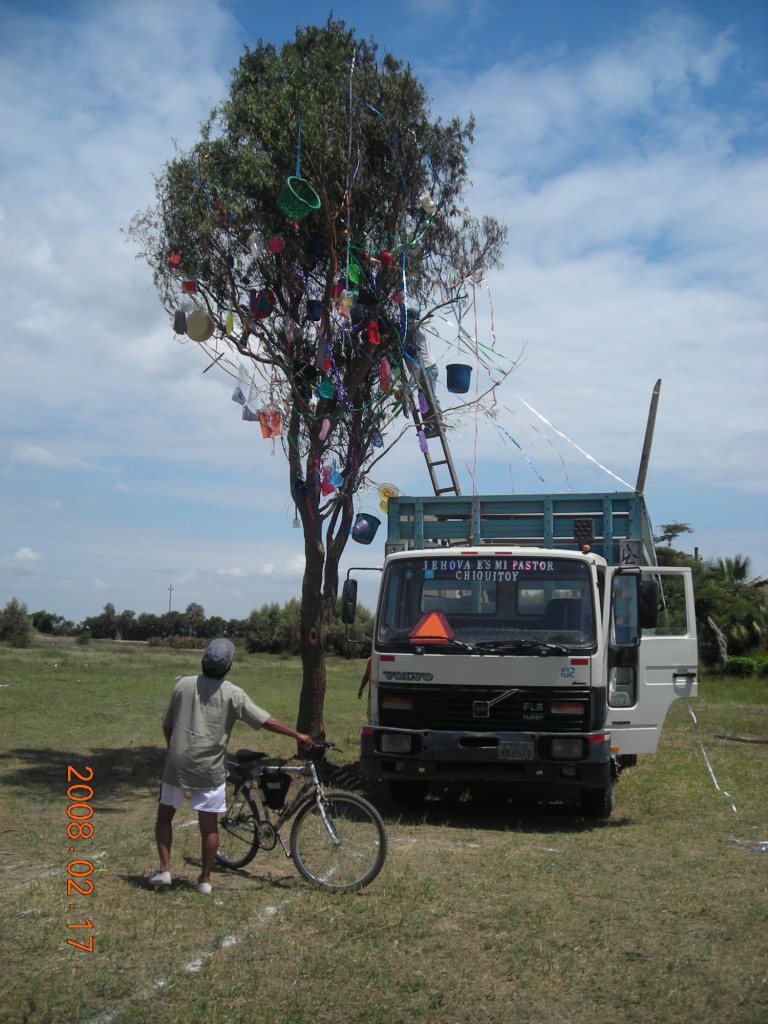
top-left (147, 635), bottom-right (208, 650)
top-left (0, 597), bottom-right (32, 648)
top-left (80, 602), bottom-right (117, 639)
top-left (694, 555), bottom-right (767, 664)
top-left (243, 597), bottom-right (373, 656)
top-left (653, 528), bottom-right (767, 665)
top-left (721, 656), bottom-right (755, 677)
top-left (185, 601), bottom-right (206, 637)
top-left (30, 608), bottom-right (73, 634)
top-left (129, 18), bottom-right (506, 517)
top-left (654, 521), bottom-right (693, 547)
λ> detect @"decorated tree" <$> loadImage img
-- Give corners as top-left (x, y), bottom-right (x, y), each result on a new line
top-left (130, 19), bottom-right (507, 738)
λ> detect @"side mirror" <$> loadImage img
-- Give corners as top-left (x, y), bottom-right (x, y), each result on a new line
top-left (340, 579), bottom-right (358, 624)
top-left (639, 579), bottom-right (660, 629)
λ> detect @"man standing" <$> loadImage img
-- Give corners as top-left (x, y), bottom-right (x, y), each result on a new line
top-left (149, 638), bottom-right (313, 894)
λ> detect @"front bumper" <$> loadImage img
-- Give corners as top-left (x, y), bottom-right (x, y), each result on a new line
top-left (360, 726), bottom-right (613, 788)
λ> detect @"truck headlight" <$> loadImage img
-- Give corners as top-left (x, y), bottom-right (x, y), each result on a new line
top-left (380, 733), bottom-right (413, 754)
top-left (550, 738), bottom-right (585, 760)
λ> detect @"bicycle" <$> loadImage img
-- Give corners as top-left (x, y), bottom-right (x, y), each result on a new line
top-left (215, 742), bottom-right (388, 892)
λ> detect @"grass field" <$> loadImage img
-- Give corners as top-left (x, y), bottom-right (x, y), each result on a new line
top-left (1, 640), bottom-right (766, 1024)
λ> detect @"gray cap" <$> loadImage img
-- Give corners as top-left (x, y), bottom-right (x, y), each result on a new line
top-left (201, 638), bottom-right (235, 678)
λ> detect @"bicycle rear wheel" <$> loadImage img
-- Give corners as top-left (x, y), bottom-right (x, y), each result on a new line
top-left (289, 790), bottom-right (388, 892)
top-left (216, 780), bottom-right (259, 869)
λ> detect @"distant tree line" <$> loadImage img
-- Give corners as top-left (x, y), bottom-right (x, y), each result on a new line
top-left (0, 597), bottom-right (373, 657)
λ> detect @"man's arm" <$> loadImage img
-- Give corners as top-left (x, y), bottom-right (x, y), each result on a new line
top-left (263, 715), bottom-right (314, 749)
top-left (163, 726), bottom-right (172, 749)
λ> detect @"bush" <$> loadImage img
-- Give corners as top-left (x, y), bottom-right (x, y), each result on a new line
top-left (722, 656), bottom-right (755, 677)
top-left (757, 661), bottom-right (768, 679)
top-left (147, 635), bottom-right (207, 650)
top-left (0, 598), bottom-right (32, 648)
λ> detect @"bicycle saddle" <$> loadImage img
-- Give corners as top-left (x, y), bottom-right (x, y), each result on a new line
top-left (235, 749), bottom-right (269, 762)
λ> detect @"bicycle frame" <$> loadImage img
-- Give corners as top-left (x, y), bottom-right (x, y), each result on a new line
top-left (233, 758), bottom-right (341, 847)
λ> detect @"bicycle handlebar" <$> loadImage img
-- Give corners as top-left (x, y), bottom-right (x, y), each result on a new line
top-left (309, 739), bottom-right (341, 754)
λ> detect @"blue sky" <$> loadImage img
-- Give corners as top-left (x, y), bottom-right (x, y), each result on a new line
top-left (1, 0), bottom-right (766, 623)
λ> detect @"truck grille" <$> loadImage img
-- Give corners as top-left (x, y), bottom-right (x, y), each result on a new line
top-left (378, 685), bottom-right (592, 732)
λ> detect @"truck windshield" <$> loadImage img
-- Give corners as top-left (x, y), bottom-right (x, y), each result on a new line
top-left (377, 555), bottom-right (596, 652)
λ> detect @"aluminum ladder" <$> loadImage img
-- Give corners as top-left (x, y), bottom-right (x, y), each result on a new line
top-left (406, 374), bottom-right (462, 496)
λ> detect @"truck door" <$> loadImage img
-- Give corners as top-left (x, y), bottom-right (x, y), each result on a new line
top-left (607, 566), bottom-right (698, 756)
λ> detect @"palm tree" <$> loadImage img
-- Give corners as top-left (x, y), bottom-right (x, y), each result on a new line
top-left (701, 553), bottom-right (767, 660)
top-left (714, 554), bottom-right (754, 585)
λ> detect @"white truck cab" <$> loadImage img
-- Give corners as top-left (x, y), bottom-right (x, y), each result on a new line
top-left (347, 493), bottom-right (698, 817)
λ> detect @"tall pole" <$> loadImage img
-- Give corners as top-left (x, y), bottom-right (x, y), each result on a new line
top-left (168, 585), bottom-right (174, 613)
top-left (636, 378), bottom-right (662, 496)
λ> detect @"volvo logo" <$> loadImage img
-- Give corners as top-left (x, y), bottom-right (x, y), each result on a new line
top-left (382, 671), bottom-right (434, 681)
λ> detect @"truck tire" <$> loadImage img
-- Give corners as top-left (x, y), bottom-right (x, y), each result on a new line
top-left (580, 784), bottom-right (616, 819)
top-left (389, 780), bottom-right (429, 808)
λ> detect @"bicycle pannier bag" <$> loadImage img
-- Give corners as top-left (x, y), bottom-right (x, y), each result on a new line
top-left (263, 771), bottom-right (292, 809)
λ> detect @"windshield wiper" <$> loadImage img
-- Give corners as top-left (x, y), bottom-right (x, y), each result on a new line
top-left (472, 639), bottom-right (570, 656)
top-left (409, 635), bottom-right (475, 652)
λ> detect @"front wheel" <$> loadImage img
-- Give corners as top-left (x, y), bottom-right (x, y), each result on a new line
top-left (216, 780), bottom-right (260, 869)
top-left (580, 783), bottom-right (616, 819)
top-left (290, 790), bottom-right (388, 892)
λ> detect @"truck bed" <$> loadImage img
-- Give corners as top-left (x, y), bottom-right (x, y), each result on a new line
top-left (386, 491), bottom-right (657, 565)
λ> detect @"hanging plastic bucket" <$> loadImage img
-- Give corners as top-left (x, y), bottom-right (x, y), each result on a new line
top-left (317, 376), bottom-right (334, 399)
top-left (186, 309), bottom-right (215, 342)
top-left (446, 363), bottom-right (472, 394)
top-left (291, 478), bottom-right (307, 501)
top-left (351, 513), bottom-right (381, 545)
top-left (250, 288), bottom-right (277, 320)
top-left (258, 408), bottom-right (282, 438)
top-left (320, 467), bottom-right (335, 495)
top-left (277, 176), bottom-right (321, 220)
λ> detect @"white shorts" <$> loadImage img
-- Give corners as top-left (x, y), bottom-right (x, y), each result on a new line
top-left (159, 782), bottom-right (227, 814)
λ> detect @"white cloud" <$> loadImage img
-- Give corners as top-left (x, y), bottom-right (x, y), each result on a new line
top-left (8, 446), bottom-right (94, 472)
top-left (285, 555), bottom-right (307, 575)
top-left (11, 547), bottom-right (42, 564)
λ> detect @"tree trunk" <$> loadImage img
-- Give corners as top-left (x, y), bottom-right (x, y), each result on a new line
top-left (296, 518), bottom-right (331, 739)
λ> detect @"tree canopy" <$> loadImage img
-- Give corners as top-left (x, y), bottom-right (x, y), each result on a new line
top-left (130, 19), bottom-right (508, 737)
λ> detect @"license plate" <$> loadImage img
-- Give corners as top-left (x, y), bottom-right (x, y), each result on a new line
top-left (498, 741), bottom-right (534, 761)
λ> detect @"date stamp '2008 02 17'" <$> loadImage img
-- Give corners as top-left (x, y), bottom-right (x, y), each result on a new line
top-left (66, 765), bottom-right (94, 952)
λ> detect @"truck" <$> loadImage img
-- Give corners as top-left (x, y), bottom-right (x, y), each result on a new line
top-left (342, 489), bottom-right (698, 817)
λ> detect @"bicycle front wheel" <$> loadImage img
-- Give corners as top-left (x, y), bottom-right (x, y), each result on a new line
top-left (216, 780), bottom-right (259, 869)
top-left (289, 790), bottom-right (388, 892)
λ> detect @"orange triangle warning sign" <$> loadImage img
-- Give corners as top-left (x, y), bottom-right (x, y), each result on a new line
top-left (409, 611), bottom-right (454, 643)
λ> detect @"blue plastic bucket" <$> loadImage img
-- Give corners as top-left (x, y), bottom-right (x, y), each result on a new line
top-left (352, 513), bottom-right (381, 545)
top-left (446, 363), bottom-right (472, 393)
